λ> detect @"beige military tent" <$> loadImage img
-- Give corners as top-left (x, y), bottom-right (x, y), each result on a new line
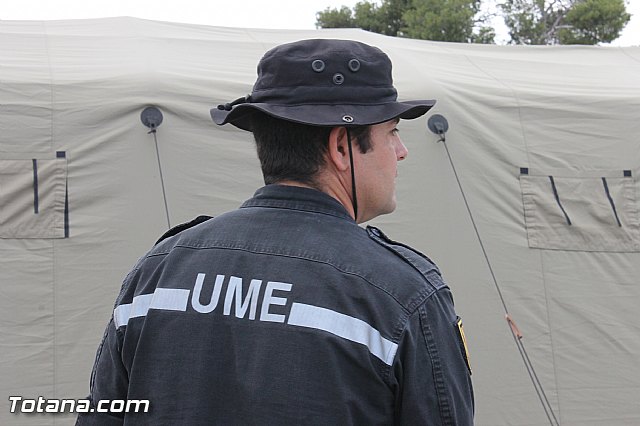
top-left (1, 17), bottom-right (639, 426)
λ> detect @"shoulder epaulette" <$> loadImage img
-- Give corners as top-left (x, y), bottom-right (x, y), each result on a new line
top-left (154, 215), bottom-right (213, 246)
top-left (366, 225), bottom-right (445, 289)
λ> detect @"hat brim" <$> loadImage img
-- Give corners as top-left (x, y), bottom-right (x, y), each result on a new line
top-left (211, 100), bottom-right (436, 132)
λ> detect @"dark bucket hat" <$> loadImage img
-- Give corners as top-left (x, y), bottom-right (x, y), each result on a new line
top-left (211, 39), bottom-right (435, 131)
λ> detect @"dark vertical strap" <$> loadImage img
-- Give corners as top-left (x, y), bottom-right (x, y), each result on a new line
top-left (58, 153), bottom-right (69, 238)
top-left (548, 176), bottom-right (571, 225)
top-left (346, 128), bottom-right (358, 221)
top-left (64, 177), bottom-right (69, 238)
top-left (602, 178), bottom-right (622, 227)
top-left (32, 159), bottom-right (39, 214)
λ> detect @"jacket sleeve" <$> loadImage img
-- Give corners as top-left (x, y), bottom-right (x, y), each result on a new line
top-left (390, 286), bottom-right (475, 425)
top-left (75, 317), bottom-right (128, 425)
top-left (75, 319), bottom-right (129, 424)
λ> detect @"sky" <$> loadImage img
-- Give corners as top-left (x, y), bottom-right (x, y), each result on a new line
top-left (1, 0), bottom-right (638, 46)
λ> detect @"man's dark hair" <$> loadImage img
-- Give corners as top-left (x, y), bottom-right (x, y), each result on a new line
top-left (250, 113), bottom-right (371, 185)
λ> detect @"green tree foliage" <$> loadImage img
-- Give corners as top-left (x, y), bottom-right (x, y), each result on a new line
top-left (353, 1), bottom-right (386, 33)
top-left (317, 0), bottom-right (629, 45)
top-left (500, 0), bottom-right (550, 44)
top-left (474, 25), bottom-right (498, 44)
top-left (561, 0), bottom-right (631, 44)
top-left (500, 0), bottom-right (630, 45)
top-left (403, 0), bottom-right (493, 42)
top-left (379, 0), bottom-right (414, 35)
top-left (316, 0), bottom-right (495, 43)
top-left (315, 5), bottom-right (356, 29)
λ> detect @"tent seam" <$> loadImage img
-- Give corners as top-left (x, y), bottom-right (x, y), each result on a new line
top-left (617, 46), bottom-right (640, 65)
top-left (42, 20), bottom-right (58, 408)
top-left (244, 28), bottom-right (270, 57)
top-left (446, 48), bottom-right (532, 167)
top-left (539, 251), bottom-right (562, 424)
top-left (43, 21), bottom-right (56, 152)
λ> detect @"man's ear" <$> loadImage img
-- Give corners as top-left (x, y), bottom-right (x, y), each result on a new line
top-left (327, 127), bottom-right (350, 172)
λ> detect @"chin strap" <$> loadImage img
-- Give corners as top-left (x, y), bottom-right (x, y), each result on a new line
top-left (346, 128), bottom-right (358, 221)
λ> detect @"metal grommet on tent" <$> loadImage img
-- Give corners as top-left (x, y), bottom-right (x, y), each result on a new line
top-left (141, 106), bottom-right (163, 131)
top-left (311, 60), bottom-right (325, 72)
top-left (348, 59), bottom-right (360, 72)
top-left (427, 114), bottom-right (449, 142)
top-left (333, 73), bottom-right (345, 85)
top-left (342, 115), bottom-right (354, 123)
top-left (427, 114), bottom-right (449, 134)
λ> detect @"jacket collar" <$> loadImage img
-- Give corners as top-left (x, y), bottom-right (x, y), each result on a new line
top-left (241, 184), bottom-right (354, 222)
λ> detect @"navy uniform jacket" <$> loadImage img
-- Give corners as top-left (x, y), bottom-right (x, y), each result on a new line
top-left (77, 185), bottom-right (474, 425)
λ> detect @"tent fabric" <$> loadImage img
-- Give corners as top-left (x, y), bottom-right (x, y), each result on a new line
top-left (1, 17), bottom-right (639, 426)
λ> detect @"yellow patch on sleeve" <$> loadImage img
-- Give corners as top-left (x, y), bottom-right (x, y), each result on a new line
top-left (456, 317), bottom-right (472, 375)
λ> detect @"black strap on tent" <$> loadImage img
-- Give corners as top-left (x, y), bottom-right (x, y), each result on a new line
top-left (602, 177), bottom-right (622, 227)
top-left (548, 176), bottom-right (571, 226)
top-left (64, 176), bottom-right (69, 238)
top-left (32, 159), bottom-right (39, 214)
top-left (58, 151), bottom-right (70, 238)
top-left (439, 139), bottom-right (560, 426)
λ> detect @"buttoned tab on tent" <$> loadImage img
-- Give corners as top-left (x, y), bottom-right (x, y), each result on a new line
top-left (1, 17), bottom-right (639, 426)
